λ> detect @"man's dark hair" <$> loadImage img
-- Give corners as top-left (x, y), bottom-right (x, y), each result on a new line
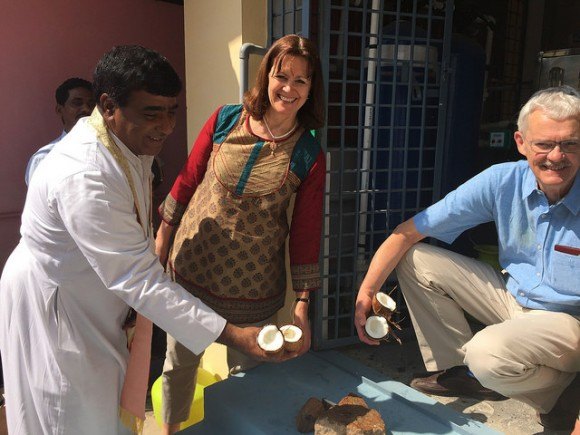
top-left (55, 78), bottom-right (92, 105)
top-left (93, 45), bottom-right (182, 107)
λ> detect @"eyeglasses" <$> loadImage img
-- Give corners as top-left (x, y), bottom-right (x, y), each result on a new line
top-left (527, 139), bottom-right (579, 154)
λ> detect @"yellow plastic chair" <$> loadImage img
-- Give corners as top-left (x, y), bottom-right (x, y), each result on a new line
top-left (151, 367), bottom-right (222, 430)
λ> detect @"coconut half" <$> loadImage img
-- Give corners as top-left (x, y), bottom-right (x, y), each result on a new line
top-left (372, 292), bottom-right (397, 318)
top-left (257, 324), bottom-right (285, 354)
top-left (280, 324), bottom-right (304, 352)
top-left (364, 315), bottom-right (390, 340)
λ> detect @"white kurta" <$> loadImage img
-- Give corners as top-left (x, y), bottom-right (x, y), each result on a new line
top-left (0, 118), bottom-right (227, 434)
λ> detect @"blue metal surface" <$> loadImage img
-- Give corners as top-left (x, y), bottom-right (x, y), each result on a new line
top-left (180, 351), bottom-right (500, 435)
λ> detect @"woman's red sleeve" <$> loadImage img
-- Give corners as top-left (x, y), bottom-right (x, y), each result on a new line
top-left (158, 106), bottom-right (222, 225)
top-left (289, 149), bottom-right (326, 291)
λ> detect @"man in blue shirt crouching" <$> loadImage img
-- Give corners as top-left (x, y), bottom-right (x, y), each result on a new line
top-left (355, 86), bottom-right (579, 431)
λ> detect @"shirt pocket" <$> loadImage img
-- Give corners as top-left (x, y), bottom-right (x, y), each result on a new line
top-left (52, 286), bottom-right (82, 355)
top-left (550, 251), bottom-right (580, 295)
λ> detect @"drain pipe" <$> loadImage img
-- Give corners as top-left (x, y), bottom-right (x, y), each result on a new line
top-left (357, 0), bottom-right (381, 271)
top-left (239, 43), bottom-right (268, 102)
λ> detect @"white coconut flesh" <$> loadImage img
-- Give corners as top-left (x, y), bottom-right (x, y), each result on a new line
top-left (376, 292), bottom-right (397, 312)
top-left (257, 324), bottom-right (284, 352)
top-left (365, 315), bottom-right (390, 339)
top-left (280, 324), bottom-right (303, 343)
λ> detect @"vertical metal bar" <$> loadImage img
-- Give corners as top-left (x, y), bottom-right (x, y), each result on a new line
top-left (332, 0), bottom-right (350, 342)
top-left (302, 0), bottom-right (310, 36)
top-left (415, 0), bottom-right (434, 212)
top-left (432, 0), bottom-right (454, 202)
top-left (385, 1), bottom-right (401, 238)
top-left (399, 0), bottom-right (418, 224)
top-left (368, 0), bottom-right (384, 254)
top-left (268, 0), bottom-right (273, 46)
top-left (314, 0), bottom-right (332, 350)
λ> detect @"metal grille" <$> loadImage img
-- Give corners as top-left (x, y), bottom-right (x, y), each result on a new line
top-left (313, 0), bottom-right (454, 349)
top-left (500, 0), bottom-right (525, 119)
top-left (270, 0), bottom-right (311, 40)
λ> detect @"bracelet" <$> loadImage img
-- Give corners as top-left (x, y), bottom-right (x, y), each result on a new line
top-left (295, 297), bottom-right (310, 304)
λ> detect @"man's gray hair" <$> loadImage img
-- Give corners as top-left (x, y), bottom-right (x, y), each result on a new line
top-left (517, 85), bottom-right (580, 133)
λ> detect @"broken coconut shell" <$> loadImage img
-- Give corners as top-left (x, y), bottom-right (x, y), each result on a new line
top-left (314, 393), bottom-right (386, 435)
top-left (296, 397), bottom-right (325, 433)
top-left (257, 324), bottom-right (284, 354)
top-left (371, 291), bottom-right (397, 318)
top-left (280, 324), bottom-right (304, 352)
top-left (364, 315), bottom-right (390, 341)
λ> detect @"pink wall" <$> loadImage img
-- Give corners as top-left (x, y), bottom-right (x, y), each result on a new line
top-left (0, 0), bottom-right (188, 267)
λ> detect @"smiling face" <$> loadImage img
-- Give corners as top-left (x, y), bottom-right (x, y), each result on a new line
top-left (514, 109), bottom-right (580, 203)
top-left (101, 90), bottom-right (178, 156)
top-left (57, 87), bottom-right (95, 133)
top-left (267, 55), bottom-right (311, 122)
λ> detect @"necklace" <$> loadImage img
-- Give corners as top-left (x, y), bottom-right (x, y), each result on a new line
top-left (263, 116), bottom-right (297, 140)
top-left (262, 116), bottom-right (298, 155)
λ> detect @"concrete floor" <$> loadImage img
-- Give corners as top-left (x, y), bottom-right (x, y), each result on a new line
top-left (142, 338), bottom-right (571, 434)
top-left (337, 340), bottom-right (569, 435)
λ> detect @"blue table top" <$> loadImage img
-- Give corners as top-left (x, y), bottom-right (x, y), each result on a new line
top-left (181, 350), bottom-right (500, 435)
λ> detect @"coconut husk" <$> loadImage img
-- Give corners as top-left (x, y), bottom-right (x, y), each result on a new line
top-left (337, 393), bottom-right (368, 408)
top-left (296, 397), bottom-right (326, 433)
top-left (314, 393), bottom-right (386, 435)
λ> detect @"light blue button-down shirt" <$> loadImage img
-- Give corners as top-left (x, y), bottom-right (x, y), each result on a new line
top-left (414, 160), bottom-right (579, 315)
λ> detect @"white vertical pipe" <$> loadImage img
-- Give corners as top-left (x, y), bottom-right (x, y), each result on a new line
top-left (357, 0), bottom-right (381, 271)
top-left (322, 152), bottom-right (331, 340)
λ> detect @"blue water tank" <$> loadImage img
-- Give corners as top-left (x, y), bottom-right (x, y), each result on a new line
top-left (440, 34), bottom-right (486, 196)
top-left (366, 21), bottom-right (439, 249)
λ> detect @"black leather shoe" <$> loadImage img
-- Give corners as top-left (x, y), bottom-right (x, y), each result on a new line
top-left (538, 374), bottom-right (580, 431)
top-left (410, 365), bottom-right (506, 401)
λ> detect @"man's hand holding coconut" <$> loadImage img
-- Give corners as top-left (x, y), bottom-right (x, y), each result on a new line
top-left (217, 323), bottom-right (295, 363)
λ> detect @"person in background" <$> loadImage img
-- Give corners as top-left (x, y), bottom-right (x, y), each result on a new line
top-left (0, 45), bottom-right (291, 435)
top-left (355, 85), bottom-right (579, 431)
top-left (25, 77), bottom-right (95, 185)
top-left (155, 34), bottom-right (326, 434)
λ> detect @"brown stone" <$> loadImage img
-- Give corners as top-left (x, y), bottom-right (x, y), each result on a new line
top-left (296, 397), bottom-right (326, 433)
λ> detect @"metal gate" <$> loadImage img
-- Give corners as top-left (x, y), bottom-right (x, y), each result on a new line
top-left (267, 0), bottom-right (454, 349)
top-left (313, 0), bottom-right (454, 349)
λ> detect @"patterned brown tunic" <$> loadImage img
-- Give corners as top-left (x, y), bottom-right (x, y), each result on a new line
top-left (159, 105), bottom-right (325, 323)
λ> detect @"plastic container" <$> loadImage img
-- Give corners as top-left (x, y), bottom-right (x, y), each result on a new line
top-left (365, 22), bottom-right (439, 249)
top-left (151, 367), bottom-right (221, 430)
top-left (473, 244), bottom-right (500, 270)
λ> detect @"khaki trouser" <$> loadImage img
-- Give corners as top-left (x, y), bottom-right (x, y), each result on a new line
top-left (396, 243), bottom-right (580, 412)
top-left (161, 317), bottom-right (274, 424)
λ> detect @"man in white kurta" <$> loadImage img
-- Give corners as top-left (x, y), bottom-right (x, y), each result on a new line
top-left (0, 45), bottom-right (284, 435)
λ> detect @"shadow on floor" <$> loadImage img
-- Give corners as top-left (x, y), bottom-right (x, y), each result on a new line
top-left (337, 336), bottom-right (570, 435)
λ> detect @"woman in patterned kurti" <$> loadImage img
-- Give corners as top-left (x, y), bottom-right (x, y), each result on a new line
top-left (155, 34), bottom-right (326, 434)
